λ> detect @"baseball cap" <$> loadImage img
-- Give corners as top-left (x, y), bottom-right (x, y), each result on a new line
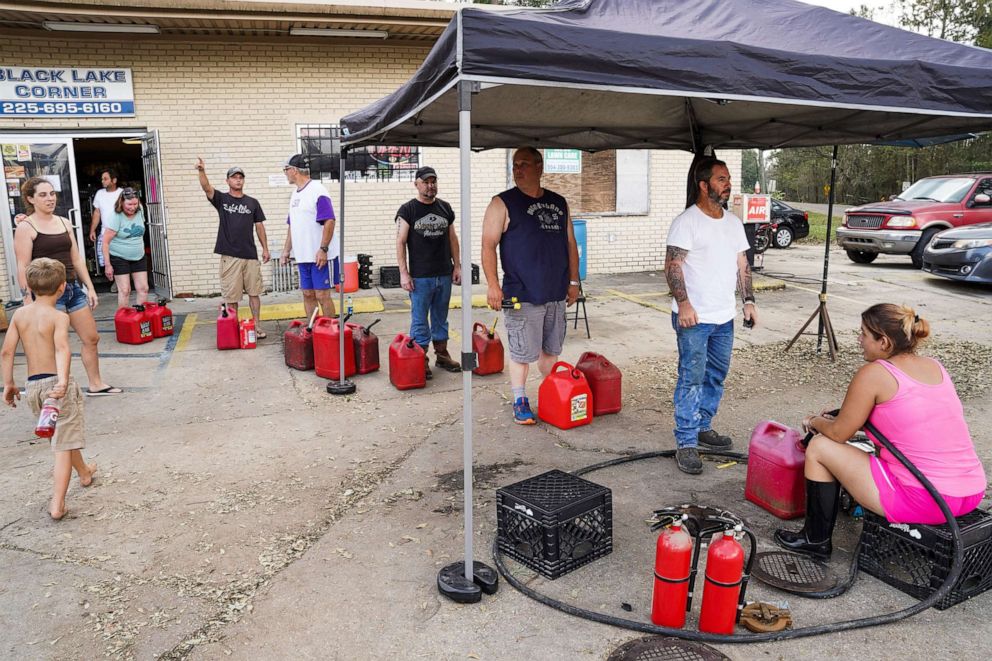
top-left (282, 154), bottom-right (310, 170)
top-left (415, 166), bottom-right (437, 181)
top-left (227, 166), bottom-right (245, 178)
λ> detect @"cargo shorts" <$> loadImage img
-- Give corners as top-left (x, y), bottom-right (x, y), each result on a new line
top-left (26, 375), bottom-right (85, 452)
top-left (503, 300), bottom-right (567, 364)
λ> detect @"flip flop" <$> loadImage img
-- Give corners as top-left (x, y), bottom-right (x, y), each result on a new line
top-left (86, 386), bottom-right (123, 396)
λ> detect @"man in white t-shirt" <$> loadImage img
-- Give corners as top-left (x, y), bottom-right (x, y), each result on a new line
top-left (88, 169), bottom-right (123, 270)
top-left (279, 154), bottom-right (337, 319)
top-left (665, 158), bottom-right (758, 475)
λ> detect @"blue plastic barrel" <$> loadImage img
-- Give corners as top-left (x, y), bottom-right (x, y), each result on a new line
top-left (573, 218), bottom-right (588, 281)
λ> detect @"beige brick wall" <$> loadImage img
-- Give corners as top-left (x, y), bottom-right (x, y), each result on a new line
top-left (0, 36), bottom-right (741, 299)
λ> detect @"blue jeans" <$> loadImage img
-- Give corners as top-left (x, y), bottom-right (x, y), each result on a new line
top-left (671, 314), bottom-right (735, 449)
top-left (409, 275), bottom-right (452, 348)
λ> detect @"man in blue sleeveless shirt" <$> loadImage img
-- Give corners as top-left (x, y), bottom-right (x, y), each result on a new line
top-left (482, 147), bottom-right (580, 424)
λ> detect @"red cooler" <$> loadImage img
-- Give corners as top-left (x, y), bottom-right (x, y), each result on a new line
top-left (538, 361), bottom-right (593, 430)
top-left (335, 257), bottom-right (359, 293)
top-left (115, 305), bottom-right (153, 345)
top-left (745, 420), bottom-right (807, 519)
top-left (575, 351), bottom-right (622, 415)
top-left (313, 317), bottom-right (356, 379)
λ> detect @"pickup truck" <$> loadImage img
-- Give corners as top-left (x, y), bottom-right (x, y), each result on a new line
top-left (836, 173), bottom-right (992, 267)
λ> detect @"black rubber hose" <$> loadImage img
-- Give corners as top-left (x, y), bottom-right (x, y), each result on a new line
top-left (494, 427), bottom-right (965, 643)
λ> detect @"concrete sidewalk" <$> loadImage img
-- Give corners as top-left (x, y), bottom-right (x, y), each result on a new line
top-left (1, 245), bottom-right (990, 660)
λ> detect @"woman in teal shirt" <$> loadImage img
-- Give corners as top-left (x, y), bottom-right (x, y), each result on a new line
top-left (102, 188), bottom-right (149, 309)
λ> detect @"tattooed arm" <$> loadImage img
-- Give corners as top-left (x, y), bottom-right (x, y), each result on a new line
top-left (737, 252), bottom-right (758, 328)
top-left (665, 245), bottom-right (697, 328)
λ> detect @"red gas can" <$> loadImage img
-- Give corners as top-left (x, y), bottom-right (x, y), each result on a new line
top-left (143, 300), bottom-right (174, 338)
top-left (745, 420), bottom-right (807, 519)
top-left (239, 318), bottom-right (257, 349)
top-left (115, 305), bottom-right (153, 345)
top-left (389, 333), bottom-right (426, 390)
top-left (575, 351), bottom-right (622, 415)
top-left (538, 361), bottom-right (593, 430)
top-left (284, 318), bottom-right (321, 370)
top-left (313, 317), bottom-right (356, 379)
top-left (346, 319), bottom-right (380, 375)
top-left (472, 321), bottom-right (504, 375)
top-left (217, 304), bottom-right (240, 350)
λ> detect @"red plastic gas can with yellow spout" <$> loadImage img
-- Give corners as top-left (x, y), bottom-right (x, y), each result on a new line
top-left (538, 361), bottom-right (593, 430)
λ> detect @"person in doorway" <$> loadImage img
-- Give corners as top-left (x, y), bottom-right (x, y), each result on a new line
top-left (665, 158), bottom-right (755, 474)
top-left (2, 257), bottom-right (98, 520)
top-left (14, 177), bottom-right (120, 396)
top-left (196, 158), bottom-right (270, 338)
top-left (279, 154), bottom-right (337, 319)
top-left (88, 168), bottom-right (123, 273)
top-left (396, 166), bottom-right (462, 379)
top-left (775, 304), bottom-right (986, 558)
top-left (481, 147), bottom-right (580, 424)
top-left (102, 188), bottom-right (150, 310)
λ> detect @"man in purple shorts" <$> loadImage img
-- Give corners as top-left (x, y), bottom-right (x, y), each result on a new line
top-left (279, 154), bottom-right (337, 318)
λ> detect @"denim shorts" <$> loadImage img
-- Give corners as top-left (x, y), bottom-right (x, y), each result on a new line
top-left (297, 258), bottom-right (339, 291)
top-left (56, 280), bottom-right (89, 314)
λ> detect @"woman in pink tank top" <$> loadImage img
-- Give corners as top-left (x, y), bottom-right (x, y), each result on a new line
top-left (775, 303), bottom-right (986, 559)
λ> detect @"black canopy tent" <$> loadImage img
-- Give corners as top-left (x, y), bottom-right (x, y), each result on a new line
top-left (335, 0), bottom-right (992, 602)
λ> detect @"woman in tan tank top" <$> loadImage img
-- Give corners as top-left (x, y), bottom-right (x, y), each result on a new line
top-left (13, 177), bottom-right (120, 395)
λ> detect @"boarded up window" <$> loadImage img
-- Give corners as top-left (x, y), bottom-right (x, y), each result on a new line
top-left (540, 149), bottom-right (647, 214)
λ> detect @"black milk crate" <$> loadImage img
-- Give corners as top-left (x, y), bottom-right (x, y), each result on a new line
top-left (496, 469), bottom-right (612, 580)
top-left (471, 263), bottom-right (480, 285)
top-left (858, 508), bottom-right (992, 610)
top-left (379, 266), bottom-right (401, 288)
top-left (357, 253), bottom-right (373, 266)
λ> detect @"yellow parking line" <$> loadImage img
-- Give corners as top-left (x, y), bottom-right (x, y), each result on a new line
top-left (782, 283), bottom-right (866, 305)
top-left (606, 289), bottom-right (671, 314)
top-left (174, 313), bottom-right (197, 352)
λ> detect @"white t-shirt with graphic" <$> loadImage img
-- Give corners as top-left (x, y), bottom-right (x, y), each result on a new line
top-left (287, 180), bottom-right (336, 264)
top-left (666, 204), bottom-right (750, 325)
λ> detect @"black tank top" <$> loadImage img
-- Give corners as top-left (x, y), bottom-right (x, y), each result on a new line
top-left (27, 217), bottom-right (76, 281)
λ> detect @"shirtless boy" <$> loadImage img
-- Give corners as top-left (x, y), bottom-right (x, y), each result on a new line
top-left (2, 257), bottom-right (96, 520)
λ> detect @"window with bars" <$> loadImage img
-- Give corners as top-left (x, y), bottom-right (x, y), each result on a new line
top-left (297, 124), bottom-right (421, 183)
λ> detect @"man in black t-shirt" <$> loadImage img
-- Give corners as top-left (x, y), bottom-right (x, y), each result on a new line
top-left (196, 158), bottom-right (270, 338)
top-left (396, 166), bottom-right (462, 378)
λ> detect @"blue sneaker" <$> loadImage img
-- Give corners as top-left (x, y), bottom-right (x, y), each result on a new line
top-left (513, 397), bottom-right (537, 425)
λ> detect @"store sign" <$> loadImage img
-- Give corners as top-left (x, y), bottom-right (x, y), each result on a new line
top-left (544, 149), bottom-right (582, 174)
top-left (0, 67), bottom-right (135, 117)
top-left (745, 195), bottom-right (771, 223)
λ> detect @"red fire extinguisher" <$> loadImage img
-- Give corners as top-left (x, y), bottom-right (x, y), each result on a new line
top-left (698, 524), bottom-right (755, 634)
top-left (651, 514), bottom-right (695, 628)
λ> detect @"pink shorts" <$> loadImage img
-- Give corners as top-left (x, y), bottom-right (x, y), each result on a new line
top-left (870, 456), bottom-right (984, 524)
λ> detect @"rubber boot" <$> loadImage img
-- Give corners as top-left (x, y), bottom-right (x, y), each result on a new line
top-left (420, 346), bottom-right (433, 380)
top-left (434, 340), bottom-right (462, 373)
top-left (773, 479), bottom-right (840, 559)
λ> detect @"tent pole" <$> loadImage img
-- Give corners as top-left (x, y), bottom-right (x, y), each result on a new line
top-left (437, 80), bottom-right (496, 603)
top-left (328, 143), bottom-right (356, 395)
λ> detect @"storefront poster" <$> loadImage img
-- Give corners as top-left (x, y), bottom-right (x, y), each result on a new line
top-left (0, 67), bottom-right (136, 117)
top-left (544, 149), bottom-right (582, 174)
top-left (1, 144), bottom-right (15, 159)
top-left (7, 180), bottom-right (20, 196)
top-left (4, 165), bottom-right (25, 178)
top-left (42, 174), bottom-right (61, 192)
top-left (16, 144), bottom-right (31, 161)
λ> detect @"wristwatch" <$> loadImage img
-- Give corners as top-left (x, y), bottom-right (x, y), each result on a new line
top-left (569, 280), bottom-right (580, 286)
top-left (319, 245), bottom-right (329, 253)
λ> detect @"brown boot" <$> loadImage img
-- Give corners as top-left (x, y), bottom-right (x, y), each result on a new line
top-left (433, 340), bottom-right (462, 372)
top-left (422, 349), bottom-right (433, 380)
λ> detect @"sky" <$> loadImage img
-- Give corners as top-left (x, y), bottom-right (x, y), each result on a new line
top-left (799, 0), bottom-right (901, 26)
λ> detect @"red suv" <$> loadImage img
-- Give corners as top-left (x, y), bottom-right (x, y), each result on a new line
top-left (836, 173), bottom-right (992, 267)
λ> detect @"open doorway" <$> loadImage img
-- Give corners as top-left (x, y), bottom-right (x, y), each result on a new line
top-left (72, 137), bottom-right (145, 292)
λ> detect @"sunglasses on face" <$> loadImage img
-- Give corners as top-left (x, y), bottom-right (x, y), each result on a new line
top-left (122, 188), bottom-right (138, 200)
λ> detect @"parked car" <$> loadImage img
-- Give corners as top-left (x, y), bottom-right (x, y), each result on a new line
top-left (921, 223), bottom-right (992, 285)
top-left (836, 173), bottom-right (992, 267)
top-left (769, 200), bottom-right (809, 248)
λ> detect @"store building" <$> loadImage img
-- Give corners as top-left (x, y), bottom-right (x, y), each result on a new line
top-left (0, 0), bottom-right (740, 303)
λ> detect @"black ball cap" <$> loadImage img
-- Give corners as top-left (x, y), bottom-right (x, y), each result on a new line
top-left (283, 154), bottom-right (310, 170)
top-left (415, 166), bottom-right (437, 181)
